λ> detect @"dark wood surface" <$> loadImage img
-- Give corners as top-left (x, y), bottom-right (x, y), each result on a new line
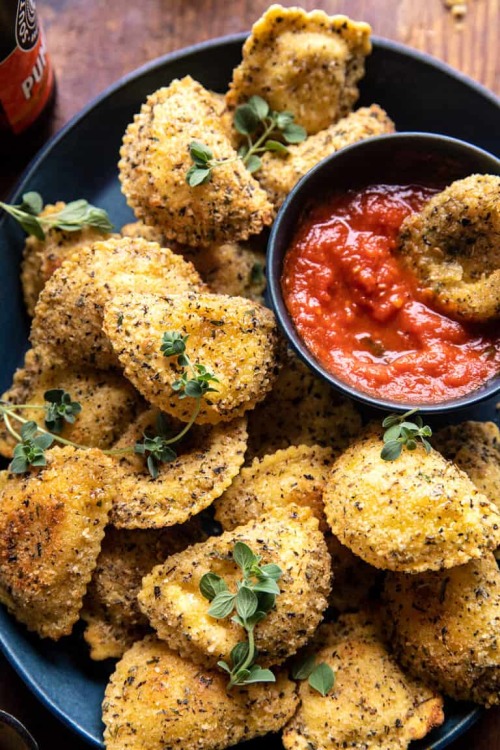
top-left (1, 1), bottom-right (499, 748)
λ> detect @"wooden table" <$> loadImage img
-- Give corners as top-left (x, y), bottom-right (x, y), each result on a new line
top-left (1, 1), bottom-right (499, 748)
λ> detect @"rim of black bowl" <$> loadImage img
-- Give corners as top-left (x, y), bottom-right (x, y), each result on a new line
top-left (0, 710), bottom-right (38, 750)
top-left (267, 132), bottom-right (500, 415)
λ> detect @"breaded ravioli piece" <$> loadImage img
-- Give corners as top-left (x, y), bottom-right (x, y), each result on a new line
top-left (82, 520), bottom-right (206, 660)
top-left (226, 6), bottom-right (371, 135)
top-left (104, 292), bottom-right (283, 425)
top-left (103, 636), bottom-right (298, 750)
top-left (0, 446), bottom-right (113, 639)
top-left (246, 351), bottom-right (361, 460)
top-left (21, 202), bottom-right (112, 316)
top-left (326, 534), bottom-right (381, 613)
top-left (0, 348), bottom-right (142, 459)
top-left (119, 77), bottom-right (273, 247)
top-left (433, 420), bottom-right (500, 510)
top-left (282, 614), bottom-right (444, 750)
top-left (398, 174), bottom-right (500, 322)
top-left (108, 409), bottom-right (247, 528)
top-left (257, 105), bottom-right (395, 207)
top-left (138, 507), bottom-right (331, 668)
top-left (31, 236), bottom-right (203, 370)
top-left (214, 444), bottom-right (333, 531)
top-left (323, 431), bottom-right (500, 572)
top-left (384, 554), bottom-right (500, 706)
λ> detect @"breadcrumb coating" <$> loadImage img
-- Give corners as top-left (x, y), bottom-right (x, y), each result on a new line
top-left (214, 444), bottom-right (333, 531)
top-left (138, 507), bottom-right (331, 668)
top-left (282, 614), bottom-right (444, 750)
top-left (109, 409), bottom-right (247, 529)
top-left (119, 77), bottom-right (274, 247)
top-left (398, 174), bottom-right (500, 322)
top-left (384, 553), bottom-right (500, 706)
top-left (21, 202), bottom-right (111, 316)
top-left (256, 104), bottom-right (395, 207)
top-left (31, 236), bottom-right (203, 370)
top-left (102, 636), bottom-right (298, 750)
top-left (0, 348), bottom-right (142, 459)
top-left (226, 5), bottom-right (371, 135)
top-left (103, 292), bottom-right (284, 425)
top-left (0, 446), bottom-right (113, 639)
top-left (433, 420), bottom-right (500, 510)
top-left (82, 519), bottom-right (207, 660)
top-left (323, 430), bottom-right (500, 572)
top-left (246, 351), bottom-right (361, 459)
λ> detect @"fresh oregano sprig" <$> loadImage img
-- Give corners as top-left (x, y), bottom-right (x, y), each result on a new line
top-left (380, 408), bottom-right (433, 461)
top-left (0, 191), bottom-right (114, 240)
top-left (44, 389), bottom-right (82, 434)
top-left (199, 541), bottom-right (283, 689)
top-left (9, 421), bottom-right (54, 474)
top-left (291, 654), bottom-right (335, 697)
top-left (186, 95), bottom-right (306, 186)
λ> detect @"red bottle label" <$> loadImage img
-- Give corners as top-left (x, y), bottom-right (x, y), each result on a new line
top-left (0, 2), bottom-right (54, 135)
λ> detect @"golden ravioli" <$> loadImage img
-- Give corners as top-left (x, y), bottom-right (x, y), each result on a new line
top-left (103, 636), bottom-right (298, 750)
top-left (103, 291), bottom-right (284, 425)
top-left (226, 5), bottom-right (371, 134)
top-left (324, 430), bottom-right (500, 572)
top-left (109, 409), bottom-right (247, 528)
top-left (0, 447), bottom-right (113, 639)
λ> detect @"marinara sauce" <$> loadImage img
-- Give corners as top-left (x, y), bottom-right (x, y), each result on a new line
top-left (282, 184), bottom-right (500, 403)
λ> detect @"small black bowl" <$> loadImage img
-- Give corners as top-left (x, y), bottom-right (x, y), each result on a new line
top-left (267, 132), bottom-right (500, 414)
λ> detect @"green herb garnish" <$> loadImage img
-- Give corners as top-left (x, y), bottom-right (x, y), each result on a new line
top-left (199, 541), bottom-right (283, 689)
top-left (44, 389), bottom-right (82, 434)
top-left (291, 654), bottom-right (335, 696)
top-left (0, 192), bottom-right (113, 240)
top-left (186, 95), bottom-right (306, 186)
top-left (380, 408), bottom-right (433, 461)
top-left (9, 421), bottom-right (54, 474)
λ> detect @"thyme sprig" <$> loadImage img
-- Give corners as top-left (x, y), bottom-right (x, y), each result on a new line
top-left (380, 409), bottom-right (433, 461)
top-left (0, 191), bottom-right (113, 240)
top-left (199, 542), bottom-right (283, 689)
top-left (186, 95), bottom-right (306, 186)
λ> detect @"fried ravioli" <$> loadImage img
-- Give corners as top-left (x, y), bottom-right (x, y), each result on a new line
top-left (109, 409), bottom-right (247, 528)
top-left (384, 554), bottom-right (500, 706)
top-left (398, 174), bottom-right (500, 322)
top-left (138, 507), bottom-right (331, 668)
top-left (256, 105), bottom-right (395, 207)
top-left (103, 636), bottom-right (298, 750)
top-left (226, 5), bottom-right (371, 135)
top-left (0, 447), bottom-right (113, 639)
top-left (119, 77), bottom-right (274, 247)
top-left (0, 348), bottom-right (142, 459)
top-left (282, 614), bottom-right (444, 750)
top-left (104, 291), bottom-right (283, 425)
top-left (214, 444), bottom-right (333, 531)
top-left (323, 430), bottom-right (500, 572)
top-left (31, 236), bottom-right (203, 370)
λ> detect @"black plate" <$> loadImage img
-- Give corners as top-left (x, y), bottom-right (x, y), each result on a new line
top-left (0, 32), bottom-right (497, 748)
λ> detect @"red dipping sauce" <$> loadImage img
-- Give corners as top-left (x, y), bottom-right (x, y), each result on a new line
top-left (282, 184), bottom-right (500, 404)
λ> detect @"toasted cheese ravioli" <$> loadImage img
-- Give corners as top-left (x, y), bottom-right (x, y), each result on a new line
top-left (433, 420), bottom-right (500, 510)
top-left (246, 351), bottom-right (361, 459)
top-left (21, 202), bottom-right (112, 316)
top-left (0, 447), bottom-right (113, 639)
top-left (82, 520), bottom-right (206, 660)
top-left (323, 431), bottom-right (500, 572)
top-left (103, 636), bottom-right (298, 750)
top-left (0, 348), bottom-right (142, 459)
top-left (31, 236), bottom-right (203, 370)
top-left (119, 77), bottom-right (273, 247)
top-left (104, 292), bottom-right (283, 425)
top-left (138, 507), bottom-right (331, 668)
top-left (384, 554), bottom-right (500, 706)
top-left (256, 105), bottom-right (395, 207)
top-left (282, 614), bottom-right (444, 750)
top-left (214, 444), bottom-right (333, 531)
top-left (226, 6), bottom-right (371, 135)
top-left (108, 409), bottom-right (247, 528)
top-left (398, 174), bottom-right (500, 322)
